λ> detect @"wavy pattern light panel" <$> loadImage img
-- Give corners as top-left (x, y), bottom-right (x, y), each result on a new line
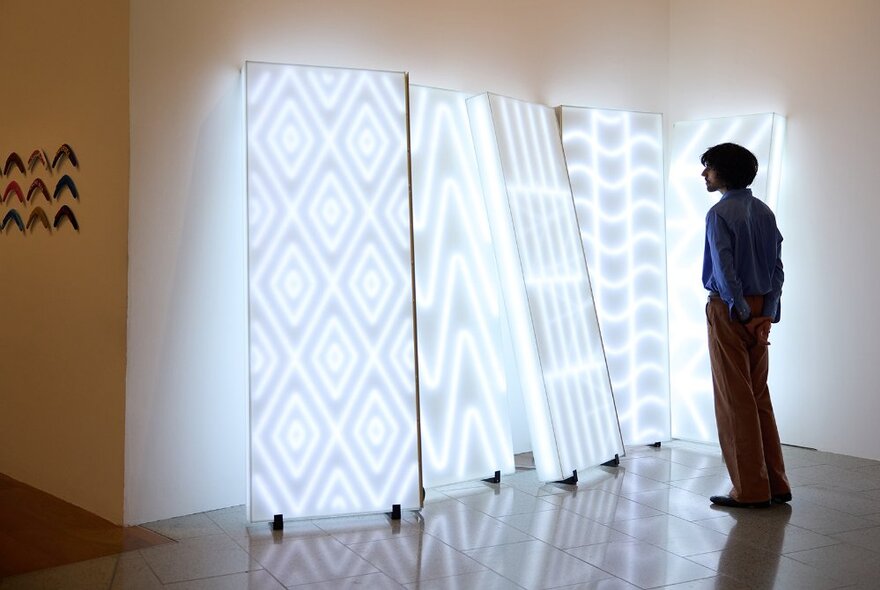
top-left (245, 62), bottom-right (420, 521)
top-left (410, 86), bottom-right (514, 487)
top-left (667, 113), bottom-right (786, 442)
top-left (560, 106), bottom-right (670, 446)
top-left (467, 93), bottom-right (624, 482)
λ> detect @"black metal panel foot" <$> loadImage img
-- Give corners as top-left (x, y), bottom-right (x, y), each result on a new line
top-left (601, 454), bottom-right (620, 467)
top-left (389, 504), bottom-right (401, 520)
top-left (554, 470), bottom-right (578, 485)
top-left (483, 470), bottom-right (501, 484)
top-left (650, 441), bottom-right (662, 448)
top-left (272, 514), bottom-right (284, 531)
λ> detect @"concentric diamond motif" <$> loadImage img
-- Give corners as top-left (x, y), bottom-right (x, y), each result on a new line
top-left (269, 246), bottom-right (318, 326)
top-left (267, 100), bottom-right (315, 180)
top-left (353, 390), bottom-right (401, 472)
top-left (310, 318), bottom-right (360, 401)
top-left (345, 105), bottom-right (390, 181)
top-left (347, 244), bottom-right (395, 326)
top-left (307, 173), bottom-right (356, 253)
top-left (246, 62), bottom-right (419, 521)
top-left (270, 394), bottom-right (320, 478)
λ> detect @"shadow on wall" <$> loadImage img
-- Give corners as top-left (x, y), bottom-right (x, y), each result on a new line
top-left (127, 73), bottom-right (248, 524)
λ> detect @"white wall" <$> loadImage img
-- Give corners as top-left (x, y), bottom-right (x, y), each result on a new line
top-left (127, 0), bottom-right (670, 523)
top-left (669, 0), bottom-right (880, 459)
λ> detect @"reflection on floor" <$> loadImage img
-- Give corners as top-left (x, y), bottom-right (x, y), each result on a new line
top-left (4, 440), bottom-right (880, 589)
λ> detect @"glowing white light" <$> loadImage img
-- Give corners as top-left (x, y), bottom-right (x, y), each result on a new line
top-left (410, 86), bottom-right (514, 487)
top-left (666, 113), bottom-right (786, 442)
top-left (467, 93), bottom-right (624, 482)
top-left (559, 106), bottom-right (670, 446)
top-left (245, 62), bottom-right (420, 521)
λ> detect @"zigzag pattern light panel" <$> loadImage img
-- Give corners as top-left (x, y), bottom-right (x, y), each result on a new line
top-left (666, 113), bottom-right (786, 442)
top-left (559, 106), bottom-right (671, 446)
top-left (410, 85), bottom-right (514, 487)
top-left (245, 62), bottom-right (420, 521)
top-left (467, 93), bottom-right (624, 482)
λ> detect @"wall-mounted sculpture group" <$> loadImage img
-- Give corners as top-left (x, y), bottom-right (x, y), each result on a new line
top-left (1, 144), bottom-right (81, 234)
top-left (245, 61), bottom-right (785, 522)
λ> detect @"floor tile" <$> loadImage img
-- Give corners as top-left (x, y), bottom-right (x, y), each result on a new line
top-left (402, 569), bottom-right (522, 589)
top-left (566, 540), bottom-right (715, 588)
top-left (164, 570), bottom-right (285, 589)
top-left (787, 543), bottom-right (880, 586)
top-left (349, 535), bottom-right (485, 585)
top-left (139, 534), bottom-right (258, 584)
top-left (0, 555), bottom-right (117, 590)
top-left (315, 513), bottom-right (424, 545)
top-left (831, 524), bottom-right (880, 552)
top-left (618, 457), bottom-right (712, 483)
top-left (609, 514), bottom-right (730, 556)
top-left (249, 535), bottom-right (377, 586)
top-left (786, 501), bottom-right (880, 535)
top-left (695, 514), bottom-right (840, 554)
top-left (465, 540), bottom-right (611, 590)
top-left (788, 465), bottom-right (880, 492)
top-left (624, 487), bottom-right (729, 522)
top-left (445, 486), bottom-right (557, 518)
top-left (653, 576), bottom-right (752, 590)
top-left (693, 551), bottom-right (847, 590)
top-left (498, 508), bottom-right (632, 549)
top-left (552, 578), bottom-right (641, 590)
top-left (291, 571), bottom-right (405, 589)
top-left (141, 513), bottom-right (224, 540)
top-left (11, 442), bottom-right (880, 590)
top-left (110, 552), bottom-right (163, 590)
top-left (543, 488), bottom-right (664, 524)
top-left (793, 484), bottom-right (880, 516)
top-left (585, 470), bottom-right (671, 496)
top-left (419, 505), bottom-right (533, 550)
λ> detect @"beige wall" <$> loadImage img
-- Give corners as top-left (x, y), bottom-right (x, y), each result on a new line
top-left (669, 0), bottom-right (880, 458)
top-left (0, 0), bottom-right (129, 522)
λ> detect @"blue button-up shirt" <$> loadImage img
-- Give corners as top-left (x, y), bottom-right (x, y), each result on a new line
top-left (703, 188), bottom-right (783, 322)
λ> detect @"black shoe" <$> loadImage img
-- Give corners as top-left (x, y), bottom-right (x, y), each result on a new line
top-left (772, 492), bottom-right (792, 504)
top-left (710, 495), bottom-right (771, 508)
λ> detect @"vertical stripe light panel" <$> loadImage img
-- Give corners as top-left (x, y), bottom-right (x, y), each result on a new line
top-left (666, 113), bottom-right (786, 442)
top-left (245, 62), bottom-right (420, 521)
top-left (468, 93), bottom-right (624, 481)
top-left (410, 85), bottom-right (514, 487)
top-left (559, 106), bottom-right (671, 446)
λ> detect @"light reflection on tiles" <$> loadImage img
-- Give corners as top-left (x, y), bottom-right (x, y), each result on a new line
top-left (7, 441), bottom-right (880, 590)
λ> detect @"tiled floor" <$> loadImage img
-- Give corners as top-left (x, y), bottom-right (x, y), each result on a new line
top-left (4, 441), bottom-right (880, 589)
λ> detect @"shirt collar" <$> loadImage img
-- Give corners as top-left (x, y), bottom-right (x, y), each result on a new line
top-left (720, 188), bottom-right (752, 200)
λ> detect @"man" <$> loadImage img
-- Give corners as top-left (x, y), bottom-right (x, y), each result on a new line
top-left (701, 142), bottom-right (791, 508)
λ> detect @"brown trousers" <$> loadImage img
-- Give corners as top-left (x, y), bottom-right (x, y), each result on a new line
top-left (706, 296), bottom-right (790, 502)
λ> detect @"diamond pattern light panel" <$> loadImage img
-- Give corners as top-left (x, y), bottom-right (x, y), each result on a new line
top-left (245, 62), bottom-right (420, 521)
top-left (467, 93), bottom-right (624, 482)
top-left (410, 86), bottom-right (514, 487)
top-left (560, 106), bottom-right (671, 446)
top-left (667, 113), bottom-right (786, 442)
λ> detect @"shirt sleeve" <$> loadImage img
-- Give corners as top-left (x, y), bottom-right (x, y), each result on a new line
top-left (707, 211), bottom-right (751, 321)
top-left (762, 229), bottom-right (784, 322)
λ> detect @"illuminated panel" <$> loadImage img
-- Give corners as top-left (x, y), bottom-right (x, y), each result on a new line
top-left (467, 93), bottom-right (624, 482)
top-left (559, 107), bottom-right (670, 446)
top-left (245, 62), bottom-right (420, 521)
top-left (666, 113), bottom-right (786, 442)
top-left (410, 86), bottom-right (514, 487)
